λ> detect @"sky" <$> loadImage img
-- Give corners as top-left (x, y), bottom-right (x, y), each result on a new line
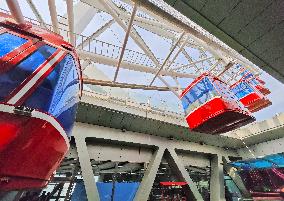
top-left (1, 0), bottom-right (284, 122)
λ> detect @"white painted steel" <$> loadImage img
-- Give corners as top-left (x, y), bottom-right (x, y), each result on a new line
top-left (113, 3), bottom-right (138, 82)
top-left (48, 0), bottom-right (59, 33)
top-left (66, 0), bottom-right (75, 45)
top-left (6, 0), bottom-right (25, 24)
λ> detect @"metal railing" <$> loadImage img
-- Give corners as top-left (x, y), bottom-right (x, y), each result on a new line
top-left (0, 7), bottom-right (185, 116)
top-left (83, 84), bottom-right (185, 117)
top-left (0, 7), bottom-right (183, 70)
top-left (66, 31), bottom-right (181, 69)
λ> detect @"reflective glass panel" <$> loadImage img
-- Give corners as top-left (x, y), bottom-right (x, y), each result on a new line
top-left (0, 32), bottom-right (28, 58)
top-left (231, 82), bottom-right (254, 99)
top-left (24, 53), bottom-right (80, 136)
top-left (181, 77), bottom-right (218, 115)
top-left (0, 44), bottom-right (56, 101)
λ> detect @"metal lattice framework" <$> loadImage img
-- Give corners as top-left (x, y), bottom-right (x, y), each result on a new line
top-left (2, 0), bottom-right (262, 111)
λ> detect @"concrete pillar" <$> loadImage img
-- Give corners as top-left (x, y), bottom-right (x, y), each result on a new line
top-left (74, 136), bottom-right (100, 201)
top-left (134, 147), bottom-right (165, 201)
top-left (210, 154), bottom-right (225, 201)
top-left (166, 148), bottom-right (204, 201)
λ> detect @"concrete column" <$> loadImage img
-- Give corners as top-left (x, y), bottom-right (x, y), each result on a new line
top-left (210, 154), bottom-right (225, 201)
top-left (74, 136), bottom-right (100, 201)
top-left (166, 148), bottom-right (204, 201)
top-left (134, 147), bottom-right (165, 201)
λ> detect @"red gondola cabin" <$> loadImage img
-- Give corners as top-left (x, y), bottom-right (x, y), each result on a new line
top-left (180, 73), bottom-right (255, 134)
top-left (230, 79), bottom-right (271, 113)
top-left (241, 70), bottom-right (271, 96)
top-left (0, 12), bottom-right (82, 190)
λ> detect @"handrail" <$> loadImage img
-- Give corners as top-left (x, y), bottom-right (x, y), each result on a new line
top-left (82, 90), bottom-right (184, 117)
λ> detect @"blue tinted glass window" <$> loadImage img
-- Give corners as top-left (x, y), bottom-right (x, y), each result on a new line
top-left (214, 79), bottom-right (238, 103)
top-left (0, 44), bottom-right (56, 101)
top-left (47, 54), bottom-right (79, 117)
top-left (181, 77), bottom-right (218, 114)
top-left (249, 78), bottom-right (259, 87)
top-left (231, 82), bottom-right (254, 99)
top-left (240, 70), bottom-right (249, 76)
top-left (0, 32), bottom-right (28, 58)
top-left (24, 54), bottom-right (80, 136)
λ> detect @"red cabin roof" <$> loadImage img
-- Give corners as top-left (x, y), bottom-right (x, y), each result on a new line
top-left (0, 12), bottom-right (71, 49)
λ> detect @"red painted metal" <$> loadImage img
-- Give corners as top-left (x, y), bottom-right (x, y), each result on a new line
top-left (160, 182), bottom-right (188, 186)
top-left (251, 192), bottom-right (283, 200)
top-left (0, 12), bottom-right (82, 190)
top-left (255, 85), bottom-right (271, 96)
top-left (181, 73), bottom-right (255, 134)
top-left (256, 77), bottom-right (266, 85)
top-left (185, 97), bottom-right (254, 134)
top-left (231, 78), bottom-right (272, 113)
top-left (0, 106), bottom-right (68, 191)
top-left (239, 93), bottom-right (272, 113)
top-left (0, 12), bottom-right (82, 92)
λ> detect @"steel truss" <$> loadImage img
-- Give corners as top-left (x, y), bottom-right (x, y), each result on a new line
top-left (4, 0), bottom-right (261, 95)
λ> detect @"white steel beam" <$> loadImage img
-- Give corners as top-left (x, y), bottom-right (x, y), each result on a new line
top-left (77, 19), bottom-right (115, 49)
top-left (166, 148), bottom-right (204, 201)
top-left (210, 155), bottom-right (226, 201)
top-left (113, 3), bottom-right (138, 82)
top-left (96, 0), bottom-right (190, 97)
top-left (26, 0), bottom-right (46, 28)
top-left (80, 59), bottom-right (92, 72)
top-left (134, 147), bottom-right (165, 201)
top-left (164, 36), bottom-right (189, 70)
top-left (238, 136), bottom-right (284, 159)
top-left (134, 20), bottom-right (177, 40)
top-left (208, 59), bottom-right (222, 73)
top-left (223, 158), bottom-right (251, 199)
top-left (97, 0), bottom-right (160, 68)
top-left (78, 49), bottom-right (196, 78)
top-left (181, 48), bottom-right (201, 73)
top-left (74, 135), bottom-right (100, 201)
top-left (158, 76), bottom-right (180, 97)
top-left (83, 78), bottom-right (182, 92)
top-left (6, 0), bottom-right (25, 24)
top-left (72, 1), bottom-right (97, 35)
top-left (217, 62), bottom-right (234, 77)
top-left (149, 32), bottom-right (185, 86)
top-left (82, 0), bottom-right (180, 37)
top-left (172, 56), bottom-right (214, 71)
top-left (132, 0), bottom-right (260, 74)
top-left (173, 77), bottom-right (182, 94)
top-left (66, 0), bottom-right (75, 45)
top-left (48, 0), bottom-right (59, 33)
top-left (73, 123), bottom-right (238, 156)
